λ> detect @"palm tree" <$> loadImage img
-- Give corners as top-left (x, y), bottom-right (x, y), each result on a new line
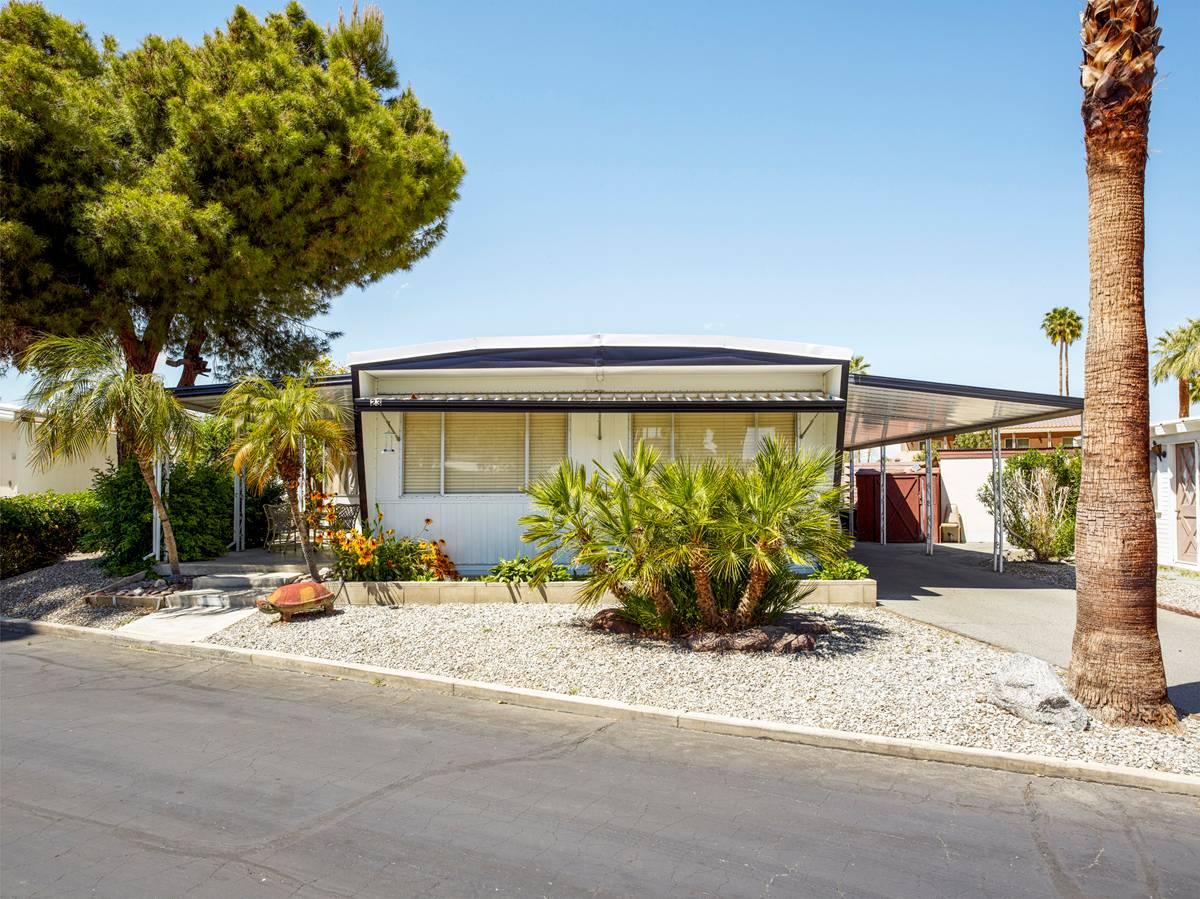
top-left (1151, 318), bottom-right (1200, 419)
top-left (849, 355), bottom-right (870, 375)
top-left (1068, 1), bottom-right (1175, 729)
top-left (21, 335), bottom-right (196, 576)
top-left (1041, 307), bottom-right (1084, 395)
top-left (219, 376), bottom-right (351, 581)
top-left (721, 441), bottom-right (848, 629)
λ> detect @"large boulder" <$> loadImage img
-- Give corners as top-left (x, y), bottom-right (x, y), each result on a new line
top-left (986, 654), bottom-right (1092, 731)
top-left (588, 608), bottom-right (641, 635)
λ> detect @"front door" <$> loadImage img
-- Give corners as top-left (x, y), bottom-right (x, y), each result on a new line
top-left (1176, 444), bottom-right (1197, 564)
top-left (569, 412), bottom-right (630, 475)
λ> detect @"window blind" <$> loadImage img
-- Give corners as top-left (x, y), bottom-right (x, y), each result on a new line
top-left (528, 413), bottom-right (568, 482)
top-left (402, 412), bottom-right (441, 493)
top-left (675, 412), bottom-right (757, 463)
top-left (753, 412), bottom-right (795, 454)
top-left (444, 412), bottom-right (524, 493)
top-left (631, 413), bottom-right (672, 458)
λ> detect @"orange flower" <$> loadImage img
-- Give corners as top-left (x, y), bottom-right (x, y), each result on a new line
top-left (424, 517), bottom-right (432, 525)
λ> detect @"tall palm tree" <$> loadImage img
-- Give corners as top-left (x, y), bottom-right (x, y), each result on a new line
top-left (219, 375), bottom-right (351, 581)
top-left (1042, 307), bottom-right (1084, 395)
top-left (21, 335), bottom-right (196, 576)
top-left (1069, 0), bottom-right (1175, 729)
top-left (849, 355), bottom-right (870, 375)
top-left (1151, 318), bottom-right (1200, 419)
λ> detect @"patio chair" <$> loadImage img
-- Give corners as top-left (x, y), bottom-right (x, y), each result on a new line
top-left (265, 503), bottom-right (299, 553)
top-left (332, 503), bottom-right (360, 533)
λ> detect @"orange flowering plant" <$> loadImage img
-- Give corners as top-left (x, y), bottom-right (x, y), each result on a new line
top-left (327, 505), bottom-right (458, 583)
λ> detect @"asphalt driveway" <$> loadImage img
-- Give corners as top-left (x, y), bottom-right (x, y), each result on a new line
top-left (853, 542), bottom-right (1200, 714)
top-left (3, 633), bottom-right (1198, 898)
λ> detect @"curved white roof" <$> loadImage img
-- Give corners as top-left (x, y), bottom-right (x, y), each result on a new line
top-left (346, 334), bottom-right (852, 367)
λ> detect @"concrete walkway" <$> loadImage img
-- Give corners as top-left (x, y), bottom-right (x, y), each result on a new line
top-left (853, 542), bottom-right (1200, 714)
top-left (117, 606), bottom-right (256, 643)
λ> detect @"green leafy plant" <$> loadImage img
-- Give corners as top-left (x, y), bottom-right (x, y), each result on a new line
top-left (521, 440), bottom-right (850, 637)
top-left (809, 559), bottom-right (870, 581)
top-left (951, 431), bottom-right (992, 449)
top-left (485, 556), bottom-right (571, 584)
top-left (978, 449), bottom-right (1081, 560)
top-left (327, 512), bottom-right (436, 583)
top-left (0, 491), bottom-right (98, 578)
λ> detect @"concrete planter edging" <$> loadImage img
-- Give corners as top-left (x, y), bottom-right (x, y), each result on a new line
top-left (332, 578), bottom-right (876, 607)
top-left (3, 615), bottom-right (1196, 799)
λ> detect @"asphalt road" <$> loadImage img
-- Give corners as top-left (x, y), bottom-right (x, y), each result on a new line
top-left (2, 632), bottom-right (1198, 899)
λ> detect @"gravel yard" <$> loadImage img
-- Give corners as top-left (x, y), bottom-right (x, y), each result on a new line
top-left (209, 603), bottom-right (1200, 776)
top-left (0, 554), bottom-right (150, 630)
top-left (981, 554), bottom-right (1200, 615)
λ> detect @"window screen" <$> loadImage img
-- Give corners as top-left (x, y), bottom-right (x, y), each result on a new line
top-left (402, 412), bottom-right (441, 493)
top-left (444, 412), bottom-right (524, 493)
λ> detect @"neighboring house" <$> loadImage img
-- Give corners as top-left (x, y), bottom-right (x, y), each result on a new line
top-left (1152, 416), bottom-right (1199, 569)
top-left (0, 402), bottom-right (116, 497)
top-left (174, 335), bottom-right (1080, 573)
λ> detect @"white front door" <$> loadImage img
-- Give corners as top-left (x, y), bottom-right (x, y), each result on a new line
top-left (569, 412), bottom-right (630, 474)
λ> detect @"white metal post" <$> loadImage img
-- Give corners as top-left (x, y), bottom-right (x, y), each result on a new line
top-left (151, 455), bottom-right (162, 561)
top-left (925, 437), bottom-right (934, 556)
top-left (991, 428), bottom-right (1004, 572)
top-left (299, 441), bottom-right (307, 514)
top-left (879, 447), bottom-right (887, 546)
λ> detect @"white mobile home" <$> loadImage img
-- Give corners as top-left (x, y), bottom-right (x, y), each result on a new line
top-left (174, 334), bottom-right (1081, 574)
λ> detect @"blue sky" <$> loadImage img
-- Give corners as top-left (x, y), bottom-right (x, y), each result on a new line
top-left (4, 1), bottom-right (1197, 421)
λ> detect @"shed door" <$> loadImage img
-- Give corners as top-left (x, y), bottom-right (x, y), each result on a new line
top-left (1176, 444), bottom-right (1197, 564)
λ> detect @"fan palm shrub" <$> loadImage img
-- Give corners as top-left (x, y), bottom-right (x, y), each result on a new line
top-left (21, 335), bottom-right (197, 576)
top-left (219, 375), bottom-right (351, 581)
top-left (521, 440), bottom-right (849, 636)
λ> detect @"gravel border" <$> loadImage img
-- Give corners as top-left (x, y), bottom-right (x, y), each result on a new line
top-left (0, 554), bottom-right (150, 630)
top-left (209, 603), bottom-right (1200, 777)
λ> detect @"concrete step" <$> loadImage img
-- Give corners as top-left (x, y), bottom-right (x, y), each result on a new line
top-left (191, 572), bottom-right (301, 591)
top-left (166, 588), bottom-right (263, 609)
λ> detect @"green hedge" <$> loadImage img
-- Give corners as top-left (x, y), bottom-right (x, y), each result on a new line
top-left (89, 460), bottom-right (280, 575)
top-left (0, 491), bottom-right (99, 579)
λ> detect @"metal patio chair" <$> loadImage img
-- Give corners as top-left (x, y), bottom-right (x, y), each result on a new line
top-left (332, 503), bottom-right (360, 534)
top-left (265, 503), bottom-right (300, 553)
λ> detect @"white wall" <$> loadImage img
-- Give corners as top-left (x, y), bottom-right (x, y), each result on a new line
top-left (1151, 420), bottom-right (1200, 568)
top-left (937, 455), bottom-right (996, 543)
top-left (0, 419), bottom-right (115, 497)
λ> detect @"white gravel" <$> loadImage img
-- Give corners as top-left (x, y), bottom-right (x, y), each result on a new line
top-left (986, 554), bottom-right (1200, 616)
top-left (0, 554), bottom-right (150, 630)
top-left (209, 603), bottom-right (1200, 776)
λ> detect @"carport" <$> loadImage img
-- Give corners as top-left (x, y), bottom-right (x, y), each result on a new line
top-left (843, 374), bottom-right (1083, 571)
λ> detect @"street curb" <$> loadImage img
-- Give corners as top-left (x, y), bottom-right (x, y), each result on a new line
top-left (1159, 602), bottom-right (1200, 620)
top-left (4, 616), bottom-right (1198, 799)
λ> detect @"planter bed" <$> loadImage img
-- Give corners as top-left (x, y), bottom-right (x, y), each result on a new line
top-left (207, 602), bottom-right (1199, 777)
top-left (0, 553), bottom-right (149, 630)
top-left (333, 578), bottom-right (876, 607)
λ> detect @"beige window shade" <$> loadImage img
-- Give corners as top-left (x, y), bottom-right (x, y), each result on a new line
top-left (753, 412), bottom-right (795, 454)
top-left (675, 413), bottom-right (757, 463)
top-left (631, 413), bottom-right (673, 458)
top-left (402, 413), bottom-right (441, 493)
top-left (528, 413), bottom-right (568, 482)
top-left (444, 412), bottom-right (524, 493)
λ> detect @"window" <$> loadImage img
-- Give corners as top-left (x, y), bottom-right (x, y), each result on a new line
top-left (401, 411), bottom-right (567, 495)
top-left (631, 412), bottom-right (801, 464)
top-left (1003, 437), bottom-right (1030, 450)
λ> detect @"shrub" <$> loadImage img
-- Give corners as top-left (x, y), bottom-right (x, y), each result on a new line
top-left (522, 441), bottom-right (850, 636)
top-left (810, 559), bottom-right (870, 580)
top-left (0, 491), bottom-right (99, 578)
top-left (485, 555), bottom-right (570, 584)
top-left (325, 507), bottom-right (452, 582)
top-left (978, 449), bottom-right (1080, 560)
top-left (89, 458), bottom-right (281, 575)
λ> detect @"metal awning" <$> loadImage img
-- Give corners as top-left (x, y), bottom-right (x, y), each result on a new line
top-left (172, 374), bottom-right (353, 414)
top-left (357, 390), bottom-right (842, 412)
top-left (844, 374), bottom-right (1083, 450)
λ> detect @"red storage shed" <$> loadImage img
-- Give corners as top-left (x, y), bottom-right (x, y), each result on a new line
top-left (855, 468), bottom-right (941, 544)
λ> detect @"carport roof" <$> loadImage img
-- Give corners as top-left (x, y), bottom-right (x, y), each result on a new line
top-left (844, 374), bottom-right (1083, 450)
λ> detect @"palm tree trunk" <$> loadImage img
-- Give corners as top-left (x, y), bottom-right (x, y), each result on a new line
top-left (690, 550), bottom-right (722, 630)
top-left (1179, 378), bottom-right (1191, 419)
top-left (733, 561), bottom-right (769, 630)
top-left (1064, 343), bottom-right (1070, 395)
top-left (135, 455), bottom-right (181, 577)
top-left (1068, 84), bottom-right (1175, 727)
top-left (285, 482), bottom-right (321, 582)
top-left (1058, 342), bottom-right (1065, 396)
top-left (650, 583), bottom-right (677, 632)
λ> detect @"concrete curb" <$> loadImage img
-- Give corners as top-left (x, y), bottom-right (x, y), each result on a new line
top-left (1159, 602), bottom-right (1200, 620)
top-left (4, 616), bottom-right (1198, 799)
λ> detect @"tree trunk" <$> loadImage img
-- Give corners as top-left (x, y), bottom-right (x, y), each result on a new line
top-left (733, 561), bottom-right (769, 630)
top-left (136, 454), bottom-right (181, 577)
top-left (1179, 378), bottom-right (1191, 419)
top-left (1064, 343), bottom-right (1070, 395)
top-left (1068, 125), bottom-right (1176, 728)
top-left (1058, 342), bottom-right (1064, 396)
top-left (174, 323), bottom-right (210, 388)
top-left (285, 480), bottom-right (321, 582)
top-left (690, 549), bottom-right (722, 630)
top-left (649, 583), bottom-right (677, 631)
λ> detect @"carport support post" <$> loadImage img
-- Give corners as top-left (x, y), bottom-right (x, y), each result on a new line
top-left (991, 428), bottom-right (1004, 573)
top-left (925, 437), bottom-right (933, 556)
top-left (879, 447), bottom-right (887, 545)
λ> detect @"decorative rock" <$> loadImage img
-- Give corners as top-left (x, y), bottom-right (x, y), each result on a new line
top-left (986, 654), bottom-right (1091, 731)
top-left (317, 568), bottom-right (333, 580)
top-left (153, 579), bottom-right (167, 588)
top-left (256, 581), bottom-right (335, 623)
top-left (690, 626), bottom-right (817, 654)
top-left (588, 608), bottom-right (640, 635)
